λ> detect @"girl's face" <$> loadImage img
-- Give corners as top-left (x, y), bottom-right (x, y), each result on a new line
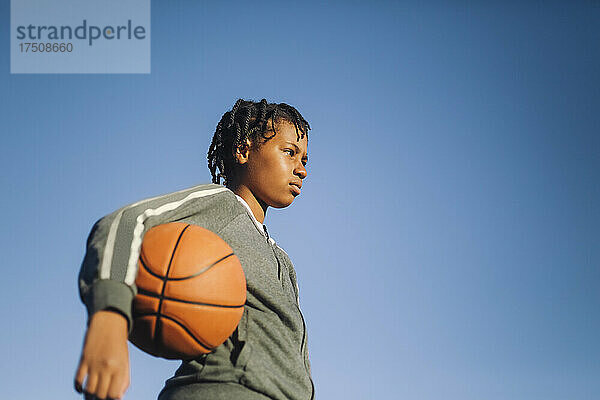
top-left (238, 120), bottom-right (309, 209)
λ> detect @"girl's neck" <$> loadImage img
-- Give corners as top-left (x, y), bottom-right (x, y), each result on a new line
top-left (226, 183), bottom-right (268, 224)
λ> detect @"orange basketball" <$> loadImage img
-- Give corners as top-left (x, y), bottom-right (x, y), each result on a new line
top-left (129, 222), bottom-right (246, 360)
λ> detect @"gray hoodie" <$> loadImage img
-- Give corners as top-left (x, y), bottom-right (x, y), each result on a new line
top-left (78, 183), bottom-right (314, 400)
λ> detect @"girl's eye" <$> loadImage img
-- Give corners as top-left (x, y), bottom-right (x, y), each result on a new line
top-left (285, 149), bottom-right (295, 156)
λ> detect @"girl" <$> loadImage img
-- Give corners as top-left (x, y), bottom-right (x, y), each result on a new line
top-left (75, 99), bottom-right (315, 400)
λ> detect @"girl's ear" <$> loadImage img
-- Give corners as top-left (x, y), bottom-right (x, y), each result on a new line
top-left (233, 138), bottom-right (253, 165)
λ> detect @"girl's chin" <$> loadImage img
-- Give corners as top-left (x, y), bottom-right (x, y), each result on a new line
top-left (268, 195), bottom-right (295, 209)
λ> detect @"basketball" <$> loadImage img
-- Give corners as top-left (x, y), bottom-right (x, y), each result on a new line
top-left (129, 222), bottom-right (246, 360)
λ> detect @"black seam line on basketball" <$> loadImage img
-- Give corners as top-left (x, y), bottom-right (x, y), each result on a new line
top-left (137, 288), bottom-right (245, 308)
top-left (140, 252), bottom-right (236, 281)
top-left (168, 253), bottom-right (236, 281)
top-left (131, 313), bottom-right (215, 352)
top-left (156, 224), bottom-right (192, 349)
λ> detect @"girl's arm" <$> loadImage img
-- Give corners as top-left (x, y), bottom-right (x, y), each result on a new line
top-left (74, 184), bottom-right (231, 398)
top-left (74, 310), bottom-right (129, 399)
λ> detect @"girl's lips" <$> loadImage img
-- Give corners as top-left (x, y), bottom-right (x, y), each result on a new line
top-left (290, 184), bottom-right (301, 195)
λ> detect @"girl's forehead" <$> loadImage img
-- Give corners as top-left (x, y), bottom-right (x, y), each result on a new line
top-left (256, 119), bottom-right (308, 151)
top-left (274, 121), bottom-right (308, 141)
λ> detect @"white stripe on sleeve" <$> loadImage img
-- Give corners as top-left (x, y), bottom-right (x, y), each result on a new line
top-left (123, 187), bottom-right (227, 286)
top-left (99, 186), bottom-right (227, 283)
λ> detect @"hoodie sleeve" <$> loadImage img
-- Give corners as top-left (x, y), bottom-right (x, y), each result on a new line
top-left (77, 184), bottom-right (234, 331)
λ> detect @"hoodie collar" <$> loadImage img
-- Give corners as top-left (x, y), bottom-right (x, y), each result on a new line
top-left (234, 194), bottom-right (276, 246)
top-left (233, 193), bottom-right (275, 245)
top-left (234, 194), bottom-right (264, 233)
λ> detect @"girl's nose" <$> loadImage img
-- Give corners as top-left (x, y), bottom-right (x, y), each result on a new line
top-left (295, 162), bottom-right (307, 179)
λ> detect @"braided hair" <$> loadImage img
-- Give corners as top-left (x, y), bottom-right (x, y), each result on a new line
top-left (207, 98), bottom-right (311, 185)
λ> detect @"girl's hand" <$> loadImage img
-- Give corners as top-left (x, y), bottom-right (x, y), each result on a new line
top-left (74, 310), bottom-right (130, 399)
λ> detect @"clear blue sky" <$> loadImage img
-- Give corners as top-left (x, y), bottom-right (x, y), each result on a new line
top-left (1, 1), bottom-right (598, 399)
